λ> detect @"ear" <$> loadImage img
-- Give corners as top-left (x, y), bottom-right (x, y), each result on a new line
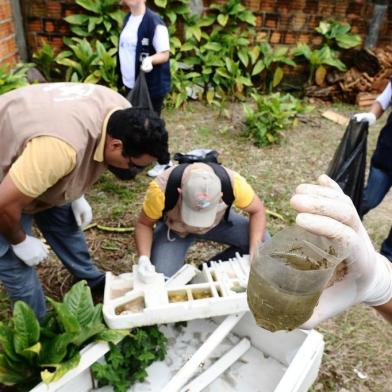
top-left (108, 137), bottom-right (123, 152)
top-left (177, 188), bottom-right (182, 195)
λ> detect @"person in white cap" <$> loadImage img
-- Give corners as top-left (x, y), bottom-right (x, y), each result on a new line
top-left (353, 78), bottom-right (392, 262)
top-left (135, 162), bottom-right (268, 278)
top-left (291, 175), bottom-right (392, 326)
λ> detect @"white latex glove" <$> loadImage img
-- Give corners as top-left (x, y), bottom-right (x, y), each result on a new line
top-left (352, 112), bottom-right (377, 125)
top-left (71, 196), bottom-right (93, 228)
top-left (137, 255), bottom-right (156, 283)
top-left (11, 235), bottom-right (49, 267)
top-left (141, 56), bottom-right (153, 73)
top-left (290, 174), bottom-right (392, 328)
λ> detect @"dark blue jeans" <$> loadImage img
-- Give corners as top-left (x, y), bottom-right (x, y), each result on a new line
top-left (361, 165), bottom-right (392, 262)
top-left (150, 212), bottom-right (269, 277)
top-left (0, 204), bottom-right (104, 320)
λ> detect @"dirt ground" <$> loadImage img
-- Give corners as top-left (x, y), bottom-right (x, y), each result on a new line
top-left (1, 101), bottom-right (391, 391)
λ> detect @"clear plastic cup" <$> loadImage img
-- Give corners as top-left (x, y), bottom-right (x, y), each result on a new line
top-left (247, 225), bottom-right (349, 332)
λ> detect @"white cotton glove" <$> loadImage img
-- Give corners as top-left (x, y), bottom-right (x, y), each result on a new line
top-left (352, 112), bottom-right (377, 125)
top-left (11, 235), bottom-right (49, 267)
top-left (290, 174), bottom-right (392, 328)
top-left (141, 56), bottom-right (153, 73)
top-left (71, 196), bottom-right (93, 228)
top-left (137, 255), bottom-right (156, 283)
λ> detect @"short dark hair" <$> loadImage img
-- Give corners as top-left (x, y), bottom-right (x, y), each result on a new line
top-left (107, 107), bottom-right (168, 161)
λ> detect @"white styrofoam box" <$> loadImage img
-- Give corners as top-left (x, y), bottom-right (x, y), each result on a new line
top-left (125, 312), bottom-right (324, 392)
top-left (31, 311), bottom-right (323, 392)
top-left (103, 256), bottom-right (251, 329)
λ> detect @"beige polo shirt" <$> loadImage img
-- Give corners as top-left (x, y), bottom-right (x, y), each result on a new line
top-left (9, 126), bottom-right (107, 198)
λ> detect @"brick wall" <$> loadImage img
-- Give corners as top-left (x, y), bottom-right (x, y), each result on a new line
top-left (243, 0), bottom-right (391, 47)
top-left (0, 0), bottom-right (18, 66)
top-left (20, 0), bottom-right (392, 57)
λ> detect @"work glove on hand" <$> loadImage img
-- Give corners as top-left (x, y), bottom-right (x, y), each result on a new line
top-left (11, 235), bottom-right (49, 267)
top-left (71, 196), bottom-right (93, 228)
top-left (137, 255), bottom-right (156, 283)
top-left (141, 56), bottom-right (153, 73)
top-left (352, 112), bottom-right (377, 125)
top-left (290, 174), bottom-right (392, 328)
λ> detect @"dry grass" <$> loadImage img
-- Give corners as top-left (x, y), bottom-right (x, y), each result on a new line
top-left (1, 100), bottom-right (391, 390)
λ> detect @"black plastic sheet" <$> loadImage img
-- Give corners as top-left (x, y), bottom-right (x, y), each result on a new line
top-left (327, 119), bottom-right (368, 212)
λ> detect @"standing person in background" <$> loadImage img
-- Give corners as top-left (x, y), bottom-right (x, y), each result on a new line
top-left (118, 0), bottom-right (172, 177)
top-left (353, 78), bottom-right (392, 262)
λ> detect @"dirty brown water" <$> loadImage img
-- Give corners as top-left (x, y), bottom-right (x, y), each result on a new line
top-left (247, 251), bottom-right (330, 332)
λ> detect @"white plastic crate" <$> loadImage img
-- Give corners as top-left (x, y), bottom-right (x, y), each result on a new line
top-left (103, 256), bottom-right (250, 329)
top-left (30, 312), bottom-right (324, 392)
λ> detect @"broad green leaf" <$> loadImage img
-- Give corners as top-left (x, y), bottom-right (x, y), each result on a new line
top-left (39, 332), bottom-right (77, 364)
top-left (41, 352), bottom-right (81, 384)
top-left (76, 0), bottom-right (99, 14)
top-left (63, 281), bottom-right (95, 327)
top-left (336, 34), bottom-right (362, 49)
top-left (70, 26), bottom-right (90, 37)
top-left (238, 12), bottom-right (256, 26)
top-left (13, 301), bottom-right (40, 355)
top-left (238, 49), bottom-right (249, 67)
top-left (181, 42), bottom-right (195, 51)
top-left (272, 67), bottom-right (284, 87)
top-left (23, 342), bottom-right (41, 356)
top-left (238, 76), bottom-right (252, 86)
top-left (95, 329), bottom-right (129, 344)
top-left (315, 21), bottom-right (329, 35)
top-left (0, 323), bottom-right (19, 362)
top-left (108, 10), bottom-right (126, 27)
top-left (249, 46), bottom-right (260, 65)
top-left (46, 298), bottom-right (81, 334)
top-left (154, 0), bottom-right (167, 8)
top-left (203, 42), bottom-right (222, 51)
top-left (0, 354), bottom-right (30, 385)
top-left (64, 14), bottom-right (89, 25)
top-left (71, 306), bottom-right (106, 346)
top-left (217, 14), bottom-right (229, 27)
top-left (252, 60), bottom-right (265, 76)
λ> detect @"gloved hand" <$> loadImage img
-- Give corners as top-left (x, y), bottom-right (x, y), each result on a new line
top-left (11, 235), bottom-right (49, 267)
top-left (141, 56), bottom-right (153, 73)
top-left (290, 174), bottom-right (392, 328)
top-left (137, 255), bottom-right (156, 283)
top-left (352, 112), bottom-right (377, 125)
top-left (71, 195), bottom-right (93, 228)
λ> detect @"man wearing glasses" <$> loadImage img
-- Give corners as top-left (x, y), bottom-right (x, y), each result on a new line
top-left (0, 82), bottom-right (168, 319)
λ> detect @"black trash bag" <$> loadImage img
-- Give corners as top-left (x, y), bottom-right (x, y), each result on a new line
top-left (126, 71), bottom-right (153, 110)
top-left (173, 149), bottom-right (220, 164)
top-left (326, 119), bottom-right (368, 212)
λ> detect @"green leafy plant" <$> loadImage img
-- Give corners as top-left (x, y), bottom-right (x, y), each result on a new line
top-left (316, 20), bottom-right (362, 49)
top-left (56, 38), bottom-right (118, 88)
top-left (0, 63), bottom-right (33, 95)
top-left (243, 92), bottom-right (310, 146)
top-left (0, 281), bottom-right (128, 390)
top-left (292, 43), bottom-right (346, 85)
top-left (92, 326), bottom-right (167, 392)
top-left (32, 42), bottom-right (63, 82)
top-left (251, 43), bottom-right (296, 92)
top-left (64, 0), bottom-right (124, 48)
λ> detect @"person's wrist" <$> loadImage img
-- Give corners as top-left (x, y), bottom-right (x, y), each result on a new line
top-left (363, 253), bottom-right (392, 306)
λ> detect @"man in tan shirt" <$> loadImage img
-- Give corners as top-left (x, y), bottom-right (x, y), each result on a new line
top-left (0, 82), bottom-right (169, 320)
